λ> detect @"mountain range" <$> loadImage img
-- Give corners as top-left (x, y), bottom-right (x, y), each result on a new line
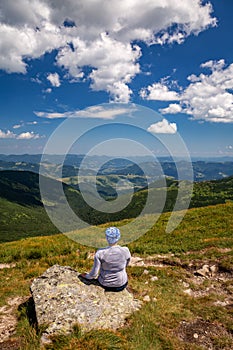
top-left (1, 154), bottom-right (233, 182)
top-left (1, 168), bottom-right (233, 243)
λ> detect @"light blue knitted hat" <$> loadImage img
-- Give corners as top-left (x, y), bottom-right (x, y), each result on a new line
top-left (105, 227), bottom-right (121, 244)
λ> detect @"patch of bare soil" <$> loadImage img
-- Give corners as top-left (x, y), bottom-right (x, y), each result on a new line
top-left (0, 296), bottom-right (29, 345)
top-left (0, 263), bottom-right (16, 269)
top-left (176, 318), bottom-right (233, 349)
top-left (129, 254), bottom-right (176, 267)
top-left (184, 247), bottom-right (232, 256)
top-left (0, 338), bottom-right (22, 350)
top-left (181, 262), bottom-right (233, 307)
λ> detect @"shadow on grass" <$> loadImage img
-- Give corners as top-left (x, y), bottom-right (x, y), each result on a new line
top-left (18, 297), bottom-right (38, 331)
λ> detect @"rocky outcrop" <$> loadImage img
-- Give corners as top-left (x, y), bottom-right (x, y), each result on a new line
top-left (195, 264), bottom-right (218, 277)
top-left (30, 265), bottom-right (141, 343)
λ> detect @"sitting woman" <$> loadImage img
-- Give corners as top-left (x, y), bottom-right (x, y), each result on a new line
top-left (81, 227), bottom-right (131, 292)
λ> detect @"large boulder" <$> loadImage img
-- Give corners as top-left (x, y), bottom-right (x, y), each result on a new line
top-left (30, 265), bottom-right (141, 343)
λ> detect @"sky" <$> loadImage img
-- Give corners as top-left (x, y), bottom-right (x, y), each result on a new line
top-left (0, 0), bottom-right (233, 158)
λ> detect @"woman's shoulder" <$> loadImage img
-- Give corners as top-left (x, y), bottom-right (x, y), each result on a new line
top-left (95, 246), bottom-right (110, 256)
top-left (115, 245), bottom-right (131, 255)
top-left (118, 245), bottom-right (130, 251)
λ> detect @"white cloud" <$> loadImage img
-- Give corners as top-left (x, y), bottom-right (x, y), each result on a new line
top-left (31, 76), bottom-right (42, 84)
top-left (147, 119), bottom-right (177, 134)
top-left (13, 121), bottom-right (38, 129)
top-left (35, 105), bottom-right (136, 119)
top-left (140, 82), bottom-right (179, 101)
top-left (0, 22), bottom-right (68, 73)
top-left (0, 129), bottom-right (40, 139)
top-left (27, 121), bottom-right (38, 125)
top-left (57, 33), bottom-right (140, 102)
top-left (200, 59), bottom-right (225, 71)
top-left (47, 72), bottom-right (61, 87)
top-left (34, 111), bottom-right (67, 119)
top-left (142, 60), bottom-right (233, 123)
top-left (43, 88), bottom-right (52, 93)
top-left (0, 0), bottom-right (216, 101)
top-left (17, 131), bottom-right (40, 139)
top-left (73, 105), bottom-right (136, 119)
top-left (0, 129), bottom-right (16, 138)
top-left (160, 103), bottom-right (182, 114)
top-left (13, 124), bottom-right (23, 129)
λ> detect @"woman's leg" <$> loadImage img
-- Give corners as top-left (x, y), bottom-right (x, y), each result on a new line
top-left (102, 281), bottom-right (128, 292)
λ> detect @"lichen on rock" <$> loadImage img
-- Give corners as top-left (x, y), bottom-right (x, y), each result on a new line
top-left (30, 265), bottom-right (141, 342)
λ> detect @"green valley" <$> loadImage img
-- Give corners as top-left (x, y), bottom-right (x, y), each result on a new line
top-left (1, 170), bottom-right (233, 243)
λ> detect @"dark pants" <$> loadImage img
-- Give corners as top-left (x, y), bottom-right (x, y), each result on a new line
top-left (100, 281), bottom-right (128, 292)
top-left (79, 275), bottom-right (128, 292)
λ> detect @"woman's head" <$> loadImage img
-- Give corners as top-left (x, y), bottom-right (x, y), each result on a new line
top-left (105, 227), bottom-right (121, 245)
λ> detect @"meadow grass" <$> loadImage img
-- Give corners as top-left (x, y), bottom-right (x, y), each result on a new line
top-left (0, 202), bottom-right (232, 349)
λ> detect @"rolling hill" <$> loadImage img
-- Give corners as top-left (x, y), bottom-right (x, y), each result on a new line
top-left (0, 171), bottom-right (88, 242)
top-left (1, 169), bottom-right (233, 244)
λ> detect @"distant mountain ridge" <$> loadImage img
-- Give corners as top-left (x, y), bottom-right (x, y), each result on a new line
top-left (1, 154), bottom-right (233, 181)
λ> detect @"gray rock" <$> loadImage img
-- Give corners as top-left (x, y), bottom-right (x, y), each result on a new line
top-left (196, 264), bottom-right (211, 277)
top-left (196, 264), bottom-right (218, 278)
top-left (209, 265), bottom-right (218, 276)
top-left (30, 265), bottom-right (141, 342)
top-left (143, 295), bottom-right (151, 302)
top-left (150, 276), bottom-right (158, 282)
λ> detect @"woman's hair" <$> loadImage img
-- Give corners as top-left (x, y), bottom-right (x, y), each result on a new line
top-left (105, 227), bottom-right (121, 244)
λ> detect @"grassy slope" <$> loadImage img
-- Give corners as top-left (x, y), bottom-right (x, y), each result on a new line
top-left (0, 202), bottom-right (232, 349)
top-left (2, 170), bottom-right (233, 244)
top-left (0, 170), bottom-right (93, 242)
top-left (0, 197), bottom-right (59, 242)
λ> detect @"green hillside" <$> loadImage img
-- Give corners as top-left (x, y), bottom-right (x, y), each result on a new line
top-left (191, 176), bottom-right (233, 207)
top-left (0, 203), bottom-right (232, 349)
top-left (1, 170), bottom-right (233, 243)
top-left (0, 197), bottom-right (58, 242)
top-left (0, 171), bottom-right (88, 242)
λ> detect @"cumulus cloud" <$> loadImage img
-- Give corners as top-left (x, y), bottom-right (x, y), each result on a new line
top-left (16, 131), bottom-right (40, 139)
top-left (0, 130), bottom-right (16, 138)
top-left (47, 72), bottom-right (61, 87)
top-left (180, 60), bottom-right (233, 122)
top-left (56, 33), bottom-right (141, 102)
top-left (142, 60), bottom-right (233, 123)
top-left (160, 103), bottom-right (182, 114)
top-left (147, 119), bottom-right (177, 134)
top-left (0, 0), bottom-right (216, 102)
top-left (140, 82), bottom-right (180, 100)
top-left (0, 129), bottom-right (40, 139)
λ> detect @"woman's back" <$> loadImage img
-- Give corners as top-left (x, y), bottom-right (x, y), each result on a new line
top-left (97, 245), bottom-right (131, 287)
top-left (101, 246), bottom-right (130, 271)
top-left (82, 227), bottom-right (131, 291)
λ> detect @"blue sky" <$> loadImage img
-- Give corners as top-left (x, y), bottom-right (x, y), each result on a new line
top-left (0, 0), bottom-right (233, 157)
